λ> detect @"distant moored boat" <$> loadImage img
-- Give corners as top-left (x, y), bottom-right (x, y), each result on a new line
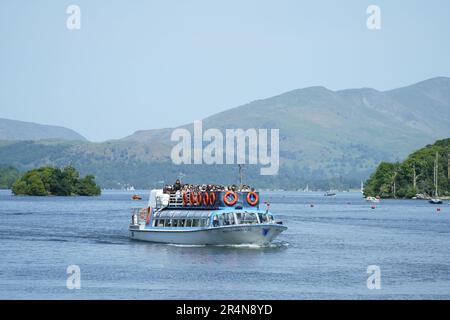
top-left (366, 196), bottom-right (380, 203)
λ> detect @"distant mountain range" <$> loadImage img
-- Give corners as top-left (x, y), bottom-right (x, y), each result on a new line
top-left (1, 77), bottom-right (450, 189)
top-left (0, 118), bottom-right (86, 141)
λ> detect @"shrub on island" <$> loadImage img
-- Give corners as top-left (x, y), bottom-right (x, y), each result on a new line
top-left (11, 165), bottom-right (101, 196)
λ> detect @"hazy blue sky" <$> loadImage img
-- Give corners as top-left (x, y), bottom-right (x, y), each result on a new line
top-left (1, 0), bottom-right (450, 141)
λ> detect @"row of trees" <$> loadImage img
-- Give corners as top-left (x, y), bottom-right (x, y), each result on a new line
top-left (363, 138), bottom-right (450, 198)
top-left (0, 165), bottom-right (20, 189)
top-left (11, 166), bottom-right (101, 196)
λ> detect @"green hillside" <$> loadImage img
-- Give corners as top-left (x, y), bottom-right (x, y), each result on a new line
top-left (363, 138), bottom-right (450, 198)
top-left (1, 77), bottom-right (450, 190)
top-left (0, 118), bottom-right (86, 141)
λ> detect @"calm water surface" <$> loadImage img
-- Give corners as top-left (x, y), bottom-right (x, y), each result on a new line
top-left (0, 190), bottom-right (449, 299)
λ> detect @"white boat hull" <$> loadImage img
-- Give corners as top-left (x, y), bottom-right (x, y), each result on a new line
top-left (129, 224), bottom-right (287, 245)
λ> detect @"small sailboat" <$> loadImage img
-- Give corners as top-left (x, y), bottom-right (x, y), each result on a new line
top-left (366, 196), bottom-right (380, 203)
top-left (429, 151), bottom-right (442, 204)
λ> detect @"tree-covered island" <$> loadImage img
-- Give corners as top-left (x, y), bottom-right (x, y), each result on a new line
top-left (363, 138), bottom-right (450, 199)
top-left (11, 165), bottom-right (101, 196)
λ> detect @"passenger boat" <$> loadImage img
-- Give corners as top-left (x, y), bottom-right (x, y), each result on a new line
top-left (129, 188), bottom-right (287, 245)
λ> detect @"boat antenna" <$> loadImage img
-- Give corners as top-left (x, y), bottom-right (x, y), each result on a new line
top-left (238, 164), bottom-right (243, 190)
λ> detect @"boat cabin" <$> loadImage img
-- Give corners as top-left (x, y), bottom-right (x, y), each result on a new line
top-left (150, 210), bottom-right (274, 228)
top-left (129, 187), bottom-right (275, 229)
top-left (147, 189), bottom-right (260, 210)
top-left (131, 207), bottom-right (274, 229)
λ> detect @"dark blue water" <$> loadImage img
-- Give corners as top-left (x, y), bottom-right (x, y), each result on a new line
top-left (0, 190), bottom-right (449, 299)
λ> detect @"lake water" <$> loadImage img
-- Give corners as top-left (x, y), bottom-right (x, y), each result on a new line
top-left (0, 190), bottom-right (449, 299)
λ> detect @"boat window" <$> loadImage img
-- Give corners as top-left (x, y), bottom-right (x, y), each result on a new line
top-left (215, 213), bottom-right (224, 226)
top-left (224, 213), bottom-right (235, 225)
top-left (149, 210), bottom-right (213, 227)
top-left (241, 212), bottom-right (258, 224)
top-left (235, 213), bottom-right (242, 224)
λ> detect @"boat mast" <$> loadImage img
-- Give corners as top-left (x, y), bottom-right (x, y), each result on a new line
top-left (448, 149), bottom-right (450, 180)
top-left (434, 151), bottom-right (439, 198)
top-left (238, 164), bottom-right (243, 190)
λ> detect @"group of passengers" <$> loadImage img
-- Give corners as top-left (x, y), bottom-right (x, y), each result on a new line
top-left (163, 179), bottom-right (255, 194)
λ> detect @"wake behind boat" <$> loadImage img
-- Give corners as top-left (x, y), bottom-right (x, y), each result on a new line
top-left (129, 182), bottom-right (287, 245)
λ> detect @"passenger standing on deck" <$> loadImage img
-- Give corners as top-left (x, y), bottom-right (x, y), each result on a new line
top-left (213, 215), bottom-right (219, 227)
top-left (173, 179), bottom-right (182, 191)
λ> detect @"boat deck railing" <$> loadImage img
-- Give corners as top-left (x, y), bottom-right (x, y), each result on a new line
top-left (167, 192), bottom-right (184, 207)
top-left (162, 190), bottom-right (260, 209)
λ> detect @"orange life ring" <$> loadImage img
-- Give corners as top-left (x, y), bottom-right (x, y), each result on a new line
top-left (196, 192), bottom-right (202, 205)
top-left (190, 191), bottom-right (202, 206)
top-left (209, 192), bottom-right (217, 206)
top-left (183, 192), bottom-right (189, 206)
top-left (202, 192), bottom-right (209, 206)
top-left (246, 191), bottom-right (259, 206)
top-left (223, 191), bottom-right (238, 206)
